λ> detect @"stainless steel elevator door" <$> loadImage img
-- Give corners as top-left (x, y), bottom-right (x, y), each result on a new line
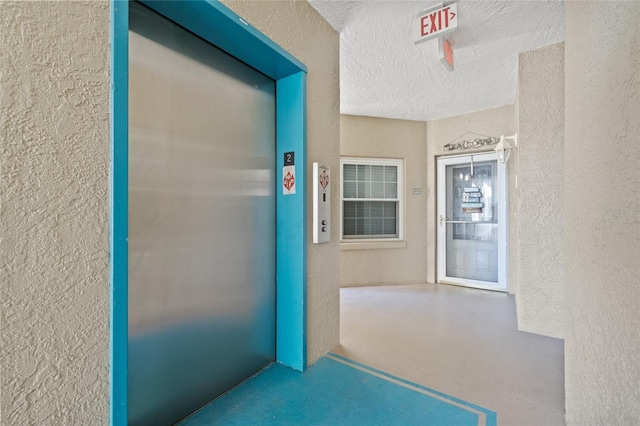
top-left (128, 5), bottom-right (276, 425)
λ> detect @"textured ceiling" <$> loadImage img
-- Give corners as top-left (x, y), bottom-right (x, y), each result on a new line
top-left (308, 0), bottom-right (565, 121)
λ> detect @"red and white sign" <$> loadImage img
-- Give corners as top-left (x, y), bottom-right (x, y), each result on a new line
top-left (414, 3), bottom-right (458, 44)
top-left (319, 169), bottom-right (329, 190)
top-left (283, 165), bottom-right (296, 195)
top-left (313, 163), bottom-right (330, 244)
top-left (439, 37), bottom-right (454, 71)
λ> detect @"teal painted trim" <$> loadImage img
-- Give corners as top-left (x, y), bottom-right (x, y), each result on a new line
top-left (138, 0), bottom-right (307, 79)
top-left (328, 353), bottom-right (498, 424)
top-left (276, 72), bottom-right (307, 372)
top-left (111, 1), bottom-right (308, 419)
top-left (181, 357), bottom-right (495, 425)
top-left (110, 1), bottom-right (129, 425)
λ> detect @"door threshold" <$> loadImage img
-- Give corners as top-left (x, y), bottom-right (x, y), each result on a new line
top-left (437, 280), bottom-right (508, 293)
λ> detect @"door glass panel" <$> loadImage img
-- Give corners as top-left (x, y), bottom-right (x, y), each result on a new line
top-left (445, 160), bottom-right (498, 282)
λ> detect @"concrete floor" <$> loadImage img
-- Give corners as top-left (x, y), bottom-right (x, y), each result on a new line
top-left (332, 283), bottom-right (565, 426)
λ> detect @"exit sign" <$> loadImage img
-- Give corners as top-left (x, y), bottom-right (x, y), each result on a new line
top-left (414, 3), bottom-right (458, 44)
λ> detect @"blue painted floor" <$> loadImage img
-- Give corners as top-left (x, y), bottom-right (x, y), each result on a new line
top-left (180, 353), bottom-right (496, 425)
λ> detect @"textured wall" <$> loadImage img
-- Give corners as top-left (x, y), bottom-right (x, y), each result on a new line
top-left (516, 43), bottom-right (565, 339)
top-left (339, 115), bottom-right (428, 286)
top-left (0, 1), bottom-right (110, 424)
top-left (0, 2), bottom-right (338, 425)
top-left (426, 105), bottom-right (516, 287)
top-left (512, 80), bottom-right (520, 297)
top-left (564, 2), bottom-right (640, 424)
top-left (224, 0), bottom-right (340, 365)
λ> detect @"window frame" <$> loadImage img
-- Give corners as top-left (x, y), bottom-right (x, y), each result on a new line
top-left (340, 157), bottom-right (404, 242)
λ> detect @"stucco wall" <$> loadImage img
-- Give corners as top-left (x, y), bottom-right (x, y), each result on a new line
top-left (515, 43), bottom-right (565, 339)
top-left (218, 0), bottom-right (342, 365)
top-left (426, 105), bottom-right (517, 288)
top-left (1, 0), bottom-right (339, 423)
top-left (1, 1), bottom-right (111, 424)
top-left (339, 115), bottom-right (428, 286)
top-left (512, 80), bottom-right (520, 298)
top-left (564, 2), bottom-right (640, 424)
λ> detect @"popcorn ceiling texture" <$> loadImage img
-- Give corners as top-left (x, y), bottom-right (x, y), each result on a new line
top-left (339, 115), bottom-right (428, 287)
top-left (1, 1), bottom-right (110, 424)
top-left (4, 2), bottom-right (635, 424)
top-left (564, 2), bottom-right (640, 424)
top-left (515, 43), bottom-right (565, 339)
top-left (223, 0), bottom-right (341, 366)
top-left (309, 0), bottom-right (564, 121)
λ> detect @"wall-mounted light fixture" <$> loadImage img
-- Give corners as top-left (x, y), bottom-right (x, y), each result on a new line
top-left (494, 133), bottom-right (517, 163)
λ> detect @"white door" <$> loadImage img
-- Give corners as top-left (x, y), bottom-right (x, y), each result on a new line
top-left (437, 153), bottom-right (508, 292)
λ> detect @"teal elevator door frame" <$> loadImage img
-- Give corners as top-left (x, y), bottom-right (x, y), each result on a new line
top-left (110, 1), bottom-right (307, 424)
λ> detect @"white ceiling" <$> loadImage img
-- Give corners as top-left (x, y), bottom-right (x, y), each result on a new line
top-left (308, 0), bottom-right (565, 121)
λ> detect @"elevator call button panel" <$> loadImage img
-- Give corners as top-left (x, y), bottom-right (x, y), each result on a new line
top-left (313, 163), bottom-right (330, 244)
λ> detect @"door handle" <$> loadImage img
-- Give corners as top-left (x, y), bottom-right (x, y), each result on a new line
top-left (439, 215), bottom-right (448, 226)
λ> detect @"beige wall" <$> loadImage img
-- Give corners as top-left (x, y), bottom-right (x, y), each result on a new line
top-left (1, 0), bottom-right (339, 423)
top-left (224, 0), bottom-right (341, 367)
top-left (425, 44), bottom-right (565, 340)
top-left (564, 2), bottom-right (640, 424)
top-left (513, 80), bottom-right (520, 298)
top-left (515, 43), bottom-right (565, 339)
top-left (340, 115), bottom-right (428, 286)
top-left (426, 105), bottom-right (517, 288)
top-left (1, 1), bottom-right (111, 423)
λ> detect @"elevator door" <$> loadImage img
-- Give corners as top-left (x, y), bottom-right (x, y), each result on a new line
top-left (128, 5), bottom-right (276, 425)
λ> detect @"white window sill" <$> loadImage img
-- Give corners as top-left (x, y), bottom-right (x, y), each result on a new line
top-left (340, 240), bottom-right (407, 251)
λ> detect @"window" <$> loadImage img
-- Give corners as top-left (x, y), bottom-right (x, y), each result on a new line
top-left (341, 157), bottom-right (403, 240)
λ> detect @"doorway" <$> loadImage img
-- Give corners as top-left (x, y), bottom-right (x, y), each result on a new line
top-left (111, 1), bottom-right (308, 424)
top-left (436, 153), bottom-right (508, 292)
